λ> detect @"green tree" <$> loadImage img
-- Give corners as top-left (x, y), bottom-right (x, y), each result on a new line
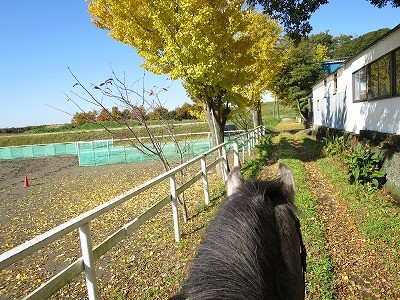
top-left (269, 37), bottom-right (328, 120)
top-left (248, 0), bottom-right (399, 40)
top-left (331, 28), bottom-right (391, 58)
top-left (111, 106), bottom-right (124, 121)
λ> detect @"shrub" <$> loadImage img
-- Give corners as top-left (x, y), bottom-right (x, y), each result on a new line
top-left (322, 135), bottom-right (349, 157)
top-left (255, 135), bottom-right (273, 160)
top-left (344, 143), bottom-right (386, 189)
top-left (323, 135), bottom-right (386, 190)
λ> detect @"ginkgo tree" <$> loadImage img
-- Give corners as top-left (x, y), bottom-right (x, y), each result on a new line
top-left (236, 11), bottom-right (284, 128)
top-left (87, 0), bottom-right (282, 147)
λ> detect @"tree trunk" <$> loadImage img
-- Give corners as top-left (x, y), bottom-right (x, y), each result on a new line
top-left (205, 100), bottom-right (225, 147)
top-left (250, 100), bottom-right (263, 129)
top-left (296, 98), bottom-right (307, 123)
top-left (204, 99), bottom-right (226, 178)
top-left (274, 99), bottom-right (280, 119)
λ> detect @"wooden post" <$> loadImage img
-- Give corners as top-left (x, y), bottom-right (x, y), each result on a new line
top-left (233, 141), bottom-right (239, 168)
top-left (169, 175), bottom-right (180, 242)
top-left (200, 155), bottom-right (210, 205)
top-left (78, 223), bottom-right (99, 300)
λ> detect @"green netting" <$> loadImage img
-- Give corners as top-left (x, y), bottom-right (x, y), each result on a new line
top-left (0, 135), bottom-right (249, 166)
top-left (77, 139), bottom-right (214, 166)
top-left (0, 140), bottom-right (110, 160)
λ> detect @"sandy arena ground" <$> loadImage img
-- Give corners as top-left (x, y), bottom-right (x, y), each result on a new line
top-left (0, 156), bottom-right (78, 199)
top-left (0, 155), bottom-right (220, 299)
top-left (0, 156), bottom-right (166, 246)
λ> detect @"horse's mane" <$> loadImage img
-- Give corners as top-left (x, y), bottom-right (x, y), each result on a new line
top-left (172, 164), bottom-right (305, 300)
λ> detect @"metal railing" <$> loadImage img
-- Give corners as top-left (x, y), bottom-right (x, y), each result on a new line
top-left (0, 126), bottom-right (265, 299)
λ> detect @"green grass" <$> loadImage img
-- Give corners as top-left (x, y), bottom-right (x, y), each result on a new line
top-left (261, 101), bottom-right (298, 119)
top-left (242, 135), bottom-right (273, 179)
top-left (288, 158), bottom-right (338, 299)
top-left (316, 156), bottom-right (400, 277)
top-left (261, 101), bottom-right (298, 131)
top-left (274, 134), bottom-right (338, 299)
top-left (242, 134), bottom-right (337, 299)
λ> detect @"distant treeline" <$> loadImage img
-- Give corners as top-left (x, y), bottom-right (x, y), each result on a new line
top-left (0, 126), bottom-right (47, 134)
top-left (1, 102), bottom-right (202, 135)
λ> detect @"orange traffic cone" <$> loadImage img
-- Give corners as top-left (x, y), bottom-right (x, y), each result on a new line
top-left (24, 176), bottom-right (29, 187)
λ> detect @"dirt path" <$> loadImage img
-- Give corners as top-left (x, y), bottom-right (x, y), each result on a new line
top-left (263, 132), bottom-right (399, 299)
top-left (303, 160), bottom-right (398, 299)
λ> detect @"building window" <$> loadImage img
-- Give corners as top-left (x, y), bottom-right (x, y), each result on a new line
top-left (369, 54), bottom-right (391, 99)
top-left (353, 66), bottom-right (367, 102)
top-left (353, 48), bottom-right (400, 102)
top-left (396, 49), bottom-right (400, 96)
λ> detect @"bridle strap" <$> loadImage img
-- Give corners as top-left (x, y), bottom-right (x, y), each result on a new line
top-left (288, 210), bottom-right (307, 294)
top-left (295, 216), bottom-right (307, 273)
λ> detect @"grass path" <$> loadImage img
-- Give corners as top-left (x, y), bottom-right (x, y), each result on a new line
top-left (265, 129), bottom-right (400, 299)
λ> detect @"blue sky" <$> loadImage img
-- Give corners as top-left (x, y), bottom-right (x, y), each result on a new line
top-left (0, 1), bottom-right (399, 128)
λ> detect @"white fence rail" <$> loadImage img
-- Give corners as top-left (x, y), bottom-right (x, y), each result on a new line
top-left (0, 126), bottom-right (265, 300)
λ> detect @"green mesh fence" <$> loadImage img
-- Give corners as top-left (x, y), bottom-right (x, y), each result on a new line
top-left (0, 140), bottom-right (112, 160)
top-left (0, 135), bottom-right (248, 166)
top-left (77, 139), bottom-right (214, 166)
top-left (0, 142), bottom-right (76, 159)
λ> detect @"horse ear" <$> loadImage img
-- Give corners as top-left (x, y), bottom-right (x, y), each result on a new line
top-left (227, 166), bottom-right (244, 197)
top-left (277, 163), bottom-right (296, 202)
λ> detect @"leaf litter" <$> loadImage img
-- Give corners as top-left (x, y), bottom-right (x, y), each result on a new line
top-left (0, 156), bottom-right (224, 299)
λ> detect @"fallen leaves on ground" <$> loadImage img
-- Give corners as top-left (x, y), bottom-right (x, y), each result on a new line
top-left (0, 158), bottom-right (224, 299)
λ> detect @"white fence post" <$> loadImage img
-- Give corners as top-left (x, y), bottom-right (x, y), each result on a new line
top-left (77, 142), bottom-right (82, 166)
top-left (221, 145), bottom-right (228, 182)
top-left (200, 155), bottom-right (210, 205)
top-left (258, 126), bottom-right (263, 142)
top-left (107, 140), bottom-right (111, 164)
top-left (247, 132), bottom-right (251, 156)
top-left (233, 141), bottom-right (239, 167)
top-left (78, 223), bottom-right (99, 300)
top-left (169, 175), bottom-right (180, 242)
top-left (241, 138), bottom-right (245, 162)
top-left (254, 127), bottom-right (259, 145)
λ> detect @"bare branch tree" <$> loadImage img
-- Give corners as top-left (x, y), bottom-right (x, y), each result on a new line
top-left (65, 67), bottom-right (191, 221)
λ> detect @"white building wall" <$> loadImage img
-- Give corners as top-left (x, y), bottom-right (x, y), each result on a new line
top-left (312, 25), bottom-right (400, 135)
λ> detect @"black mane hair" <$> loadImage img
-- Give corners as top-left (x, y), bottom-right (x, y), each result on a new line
top-left (171, 164), bottom-right (305, 300)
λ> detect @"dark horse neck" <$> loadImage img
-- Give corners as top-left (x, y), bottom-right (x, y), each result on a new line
top-left (172, 164), bottom-right (306, 300)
